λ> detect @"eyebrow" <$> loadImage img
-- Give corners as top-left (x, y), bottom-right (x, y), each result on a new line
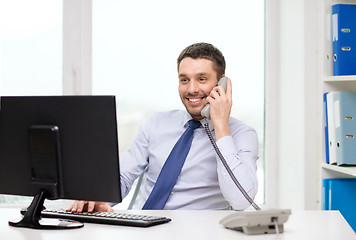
top-left (178, 73), bottom-right (188, 78)
top-left (197, 73), bottom-right (209, 77)
top-left (178, 73), bottom-right (210, 78)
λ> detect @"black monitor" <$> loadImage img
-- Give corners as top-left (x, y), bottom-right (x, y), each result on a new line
top-left (0, 96), bottom-right (122, 229)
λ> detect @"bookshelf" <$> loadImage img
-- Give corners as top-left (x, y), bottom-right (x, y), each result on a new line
top-left (320, 0), bottom-right (356, 204)
top-left (325, 75), bottom-right (356, 82)
top-left (322, 163), bottom-right (356, 178)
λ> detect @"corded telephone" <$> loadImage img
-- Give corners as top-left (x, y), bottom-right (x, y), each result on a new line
top-left (201, 76), bottom-right (260, 210)
top-left (201, 76), bottom-right (291, 235)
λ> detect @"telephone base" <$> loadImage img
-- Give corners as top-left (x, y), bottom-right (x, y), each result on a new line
top-left (228, 224), bottom-right (285, 235)
top-left (219, 209), bottom-right (291, 235)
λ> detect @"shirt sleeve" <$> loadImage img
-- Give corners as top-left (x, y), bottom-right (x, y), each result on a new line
top-left (119, 118), bottom-right (152, 199)
top-left (215, 125), bottom-right (259, 210)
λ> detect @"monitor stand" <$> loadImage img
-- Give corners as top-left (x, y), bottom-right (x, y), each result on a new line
top-left (9, 190), bottom-right (84, 229)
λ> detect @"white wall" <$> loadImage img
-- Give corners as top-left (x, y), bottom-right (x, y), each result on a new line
top-left (278, 0), bottom-right (306, 210)
top-left (266, 0), bottom-right (320, 210)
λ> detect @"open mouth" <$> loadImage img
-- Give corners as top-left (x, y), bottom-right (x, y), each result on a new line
top-left (187, 97), bottom-right (204, 104)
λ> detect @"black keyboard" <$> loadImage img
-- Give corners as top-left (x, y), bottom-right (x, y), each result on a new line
top-left (40, 209), bottom-right (171, 227)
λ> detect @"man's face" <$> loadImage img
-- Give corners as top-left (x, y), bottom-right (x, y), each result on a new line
top-left (178, 57), bottom-right (219, 120)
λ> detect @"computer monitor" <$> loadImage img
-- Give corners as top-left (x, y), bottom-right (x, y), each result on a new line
top-left (0, 96), bottom-right (122, 229)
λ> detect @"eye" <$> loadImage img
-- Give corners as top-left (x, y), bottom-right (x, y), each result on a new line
top-left (180, 78), bottom-right (189, 83)
top-left (199, 77), bottom-right (207, 82)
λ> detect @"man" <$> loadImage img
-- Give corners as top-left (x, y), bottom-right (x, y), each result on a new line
top-left (69, 42), bottom-right (258, 212)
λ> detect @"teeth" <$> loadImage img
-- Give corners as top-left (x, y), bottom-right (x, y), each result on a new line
top-left (189, 98), bottom-right (201, 102)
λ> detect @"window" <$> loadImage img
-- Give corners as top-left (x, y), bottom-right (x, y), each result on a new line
top-left (93, 0), bottom-right (265, 207)
top-left (0, 0), bottom-right (62, 96)
top-left (0, 0), bottom-right (265, 207)
top-left (0, 0), bottom-right (62, 203)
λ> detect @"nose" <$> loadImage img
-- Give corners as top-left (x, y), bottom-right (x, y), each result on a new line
top-left (187, 80), bottom-right (199, 94)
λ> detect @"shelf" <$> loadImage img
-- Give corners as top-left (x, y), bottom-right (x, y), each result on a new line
top-left (325, 75), bottom-right (356, 82)
top-left (321, 162), bottom-right (356, 177)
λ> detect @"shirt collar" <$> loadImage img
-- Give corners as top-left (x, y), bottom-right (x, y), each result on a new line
top-left (182, 111), bottom-right (214, 132)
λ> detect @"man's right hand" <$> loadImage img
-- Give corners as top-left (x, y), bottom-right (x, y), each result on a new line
top-left (67, 200), bottom-right (114, 213)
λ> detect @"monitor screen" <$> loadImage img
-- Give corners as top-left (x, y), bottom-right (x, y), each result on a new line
top-left (0, 95), bottom-right (122, 229)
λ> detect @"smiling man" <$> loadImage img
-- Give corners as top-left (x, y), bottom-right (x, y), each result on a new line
top-left (68, 42), bottom-right (259, 212)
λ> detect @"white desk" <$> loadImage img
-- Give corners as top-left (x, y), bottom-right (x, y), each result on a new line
top-left (0, 208), bottom-right (355, 240)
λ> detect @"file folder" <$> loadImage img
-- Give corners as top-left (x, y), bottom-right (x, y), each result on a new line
top-left (323, 92), bottom-right (330, 164)
top-left (332, 4), bottom-right (356, 75)
top-left (323, 178), bottom-right (356, 232)
top-left (327, 92), bottom-right (337, 165)
top-left (333, 91), bottom-right (356, 165)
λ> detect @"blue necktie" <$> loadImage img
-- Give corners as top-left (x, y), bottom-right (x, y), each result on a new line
top-left (142, 119), bottom-right (201, 210)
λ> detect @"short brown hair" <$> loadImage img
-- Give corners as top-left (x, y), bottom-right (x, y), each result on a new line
top-left (177, 42), bottom-right (226, 78)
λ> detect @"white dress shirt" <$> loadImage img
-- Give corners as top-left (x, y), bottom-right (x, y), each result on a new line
top-left (119, 110), bottom-right (259, 210)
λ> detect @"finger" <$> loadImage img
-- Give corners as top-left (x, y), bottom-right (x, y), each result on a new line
top-left (87, 201), bottom-right (96, 213)
top-left (98, 202), bottom-right (114, 212)
top-left (76, 201), bottom-right (87, 213)
top-left (68, 200), bottom-right (80, 212)
top-left (210, 87), bottom-right (228, 104)
top-left (210, 87), bottom-right (222, 100)
top-left (66, 201), bottom-right (75, 212)
top-left (215, 78), bottom-right (231, 98)
top-left (226, 78), bottom-right (232, 101)
top-left (206, 96), bottom-right (213, 104)
top-left (216, 86), bottom-right (227, 98)
top-left (101, 202), bottom-right (114, 212)
top-left (105, 204), bottom-right (114, 212)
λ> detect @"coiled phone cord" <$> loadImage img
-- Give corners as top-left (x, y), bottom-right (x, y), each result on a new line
top-left (202, 119), bottom-right (261, 211)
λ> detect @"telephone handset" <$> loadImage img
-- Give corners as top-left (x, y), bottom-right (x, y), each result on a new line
top-left (200, 76), bottom-right (228, 119)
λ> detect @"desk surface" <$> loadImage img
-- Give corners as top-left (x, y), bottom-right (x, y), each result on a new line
top-left (0, 208), bottom-right (355, 240)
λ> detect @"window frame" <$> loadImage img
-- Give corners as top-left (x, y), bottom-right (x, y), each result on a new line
top-left (63, 0), bottom-right (272, 207)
